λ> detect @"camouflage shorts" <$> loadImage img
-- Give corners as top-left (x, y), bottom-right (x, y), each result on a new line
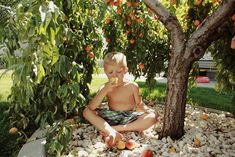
top-left (96, 108), bottom-right (144, 126)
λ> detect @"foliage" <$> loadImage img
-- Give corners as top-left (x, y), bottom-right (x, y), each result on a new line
top-left (45, 120), bottom-right (74, 156)
top-left (0, 0), bottom-right (105, 155)
top-left (211, 28), bottom-right (235, 92)
top-left (0, 102), bottom-right (20, 157)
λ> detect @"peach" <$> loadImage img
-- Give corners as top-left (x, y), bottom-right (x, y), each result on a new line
top-left (193, 20), bottom-right (200, 27)
top-left (110, 77), bottom-right (118, 84)
top-left (116, 140), bottom-right (126, 149)
top-left (194, 0), bottom-right (202, 5)
top-left (113, 0), bottom-right (120, 6)
top-left (88, 52), bottom-right (94, 59)
top-left (85, 45), bottom-right (92, 52)
top-left (9, 127), bottom-right (18, 135)
top-left (126, 1), bottom-right (132, 7)
top-left (125, 139), bottom-right (135, 150)
top-left (141, 148), bottom-right (153, 157)
top-left (231, 38), bottom-right (235, 49)
top-left (200, 114), bottom-right (209, 120)
top-left (127, 20), bottom-right (132, 26)
top-left (138, 33), bottom-right (143, 38)
top-left (105, 18), bottom-right (111, 24)
top-left (130, 38), bottom-right (135, 44)
top-left (193, 138), bottom-right (201, 146)
top-left (170, 0), bottom-right (176, 5)
top-left (117, 7), bottom-right (122, 14)
top-left (105, 37), bottom-right (111, 43)
top-left (169, 146), bottom-right (176, 153)
top-left (232, 14), bottom-right (235, 21)
top-left (138, 63), bottom-right (145, 69)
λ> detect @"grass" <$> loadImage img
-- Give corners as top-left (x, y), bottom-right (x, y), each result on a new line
top-left (0, 70), bottom-right (12, 101)
top-left (188, 87), bottom-right (234, 112)
top-left (0, 70), bottom-right (234, 156)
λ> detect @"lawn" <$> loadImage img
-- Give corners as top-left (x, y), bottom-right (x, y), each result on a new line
top-left (138, 81), bottom-right (234, 113)
top-left (0, 70), bottom-right (234, 156)
top-left (0, 69), bottom-right (12, 101)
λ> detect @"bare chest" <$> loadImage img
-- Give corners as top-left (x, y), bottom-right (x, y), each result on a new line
top-left (107, 86), bottom-right (135, 109)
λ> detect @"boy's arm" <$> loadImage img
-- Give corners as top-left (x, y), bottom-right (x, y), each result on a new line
top-left (87, 85), bottom-right (107, 110)
top-left (88, 80), bottom-right (117, 110)
top-left (133, 83), bottom-right (145, 112)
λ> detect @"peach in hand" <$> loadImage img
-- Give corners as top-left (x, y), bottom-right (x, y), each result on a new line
top-left (110, 77), bottom-right (118, 84)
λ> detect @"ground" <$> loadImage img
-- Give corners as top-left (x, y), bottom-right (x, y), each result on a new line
top-left (63, 103), bottom-right (235, 157)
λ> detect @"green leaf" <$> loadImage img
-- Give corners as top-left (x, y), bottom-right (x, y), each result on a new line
top-left (50, 28), bottom-right (55, 46)
top-left (36, 63), bottom-right (45, 84)
top-left (51, 47), bottom-right (59, 65)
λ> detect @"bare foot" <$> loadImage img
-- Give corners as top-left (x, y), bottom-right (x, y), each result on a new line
top-left (104, 132), bottom-right (123, 148)
top-left (99, 131), bottom-right (108, 137)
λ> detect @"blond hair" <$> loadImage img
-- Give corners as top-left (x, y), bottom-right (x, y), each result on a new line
top-left (104, 52), bottom-right (127, 68)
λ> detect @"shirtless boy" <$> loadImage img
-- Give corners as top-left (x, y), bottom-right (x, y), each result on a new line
top-left (83, 52), bottom-right (158, 147)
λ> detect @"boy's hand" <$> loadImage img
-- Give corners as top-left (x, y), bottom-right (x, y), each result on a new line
top-left (136, 102), bottom-right (145, 112)
top-left (103, 77), bottom-right (118, 93)
top-left (136, 105), bottom-right (145, 112)
top-left (110, 77), bottom-right (118, 85)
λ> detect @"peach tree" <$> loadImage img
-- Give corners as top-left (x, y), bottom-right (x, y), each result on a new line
top-left (102, 0), bottom-right (235, 139)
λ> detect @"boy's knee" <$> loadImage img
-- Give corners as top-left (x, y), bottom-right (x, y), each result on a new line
top-left (83, 107), bottom-right (98, 119)
top-left (83, 107), bottom-right (90, 119)
top-left (148, 111), bottom-right (159, 124)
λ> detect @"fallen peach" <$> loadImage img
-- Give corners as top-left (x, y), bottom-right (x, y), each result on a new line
top-left (169, 146), bottom-right (176, 153)
top-left (200, 114), bottom-right (209, 120)
top-left (9, 127), bottom-right (18, 135)
top-left (125, 139), bottom-right (135, 150)
top-left (141, 148), bottom-right (153, 157)
top-left (193, 138), bottom-right (201, 146)
top-left (116, 140), bottom-right (126, 149)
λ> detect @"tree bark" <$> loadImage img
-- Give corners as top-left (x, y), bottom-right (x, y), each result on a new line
top-left (161, 53), bottom-right (192, 139)
top-left (143, 0), bottom-right (235, 139)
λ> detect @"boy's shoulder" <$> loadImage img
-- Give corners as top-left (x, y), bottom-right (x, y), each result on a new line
top-left (124, 80), bottom-right (139, 89)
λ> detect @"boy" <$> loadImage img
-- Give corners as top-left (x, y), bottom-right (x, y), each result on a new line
top-left (83, 52), bottom-right (158, 147)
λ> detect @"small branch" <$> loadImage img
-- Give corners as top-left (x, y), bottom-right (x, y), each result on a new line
top-left (188, 0), bottom-right (235, 49)
top-left (143, 0), bottom-right (185, 55)
top-left (185, 0), bottom-right (235, 61)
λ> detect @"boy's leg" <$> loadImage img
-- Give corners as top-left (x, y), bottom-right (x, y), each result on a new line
top-left (83, 107), bottom-right (122, 146)
top-left (112, 111), bottom-right (159, 132)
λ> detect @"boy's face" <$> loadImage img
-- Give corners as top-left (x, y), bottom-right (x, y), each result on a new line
top-left (104, 63), bottom-right (127, 81)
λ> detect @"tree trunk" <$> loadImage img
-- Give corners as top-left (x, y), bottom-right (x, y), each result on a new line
top-left (161, 53), bottom-right (192, 139)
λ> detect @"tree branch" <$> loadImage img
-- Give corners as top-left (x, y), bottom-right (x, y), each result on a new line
top-left (143, 0), bottom-right (185, 55)
top-left (187, 0), bottom-right (235, 60)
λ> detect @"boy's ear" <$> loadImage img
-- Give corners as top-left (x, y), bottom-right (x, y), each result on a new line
top-left (124, 67), bottom-right (128, 73)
